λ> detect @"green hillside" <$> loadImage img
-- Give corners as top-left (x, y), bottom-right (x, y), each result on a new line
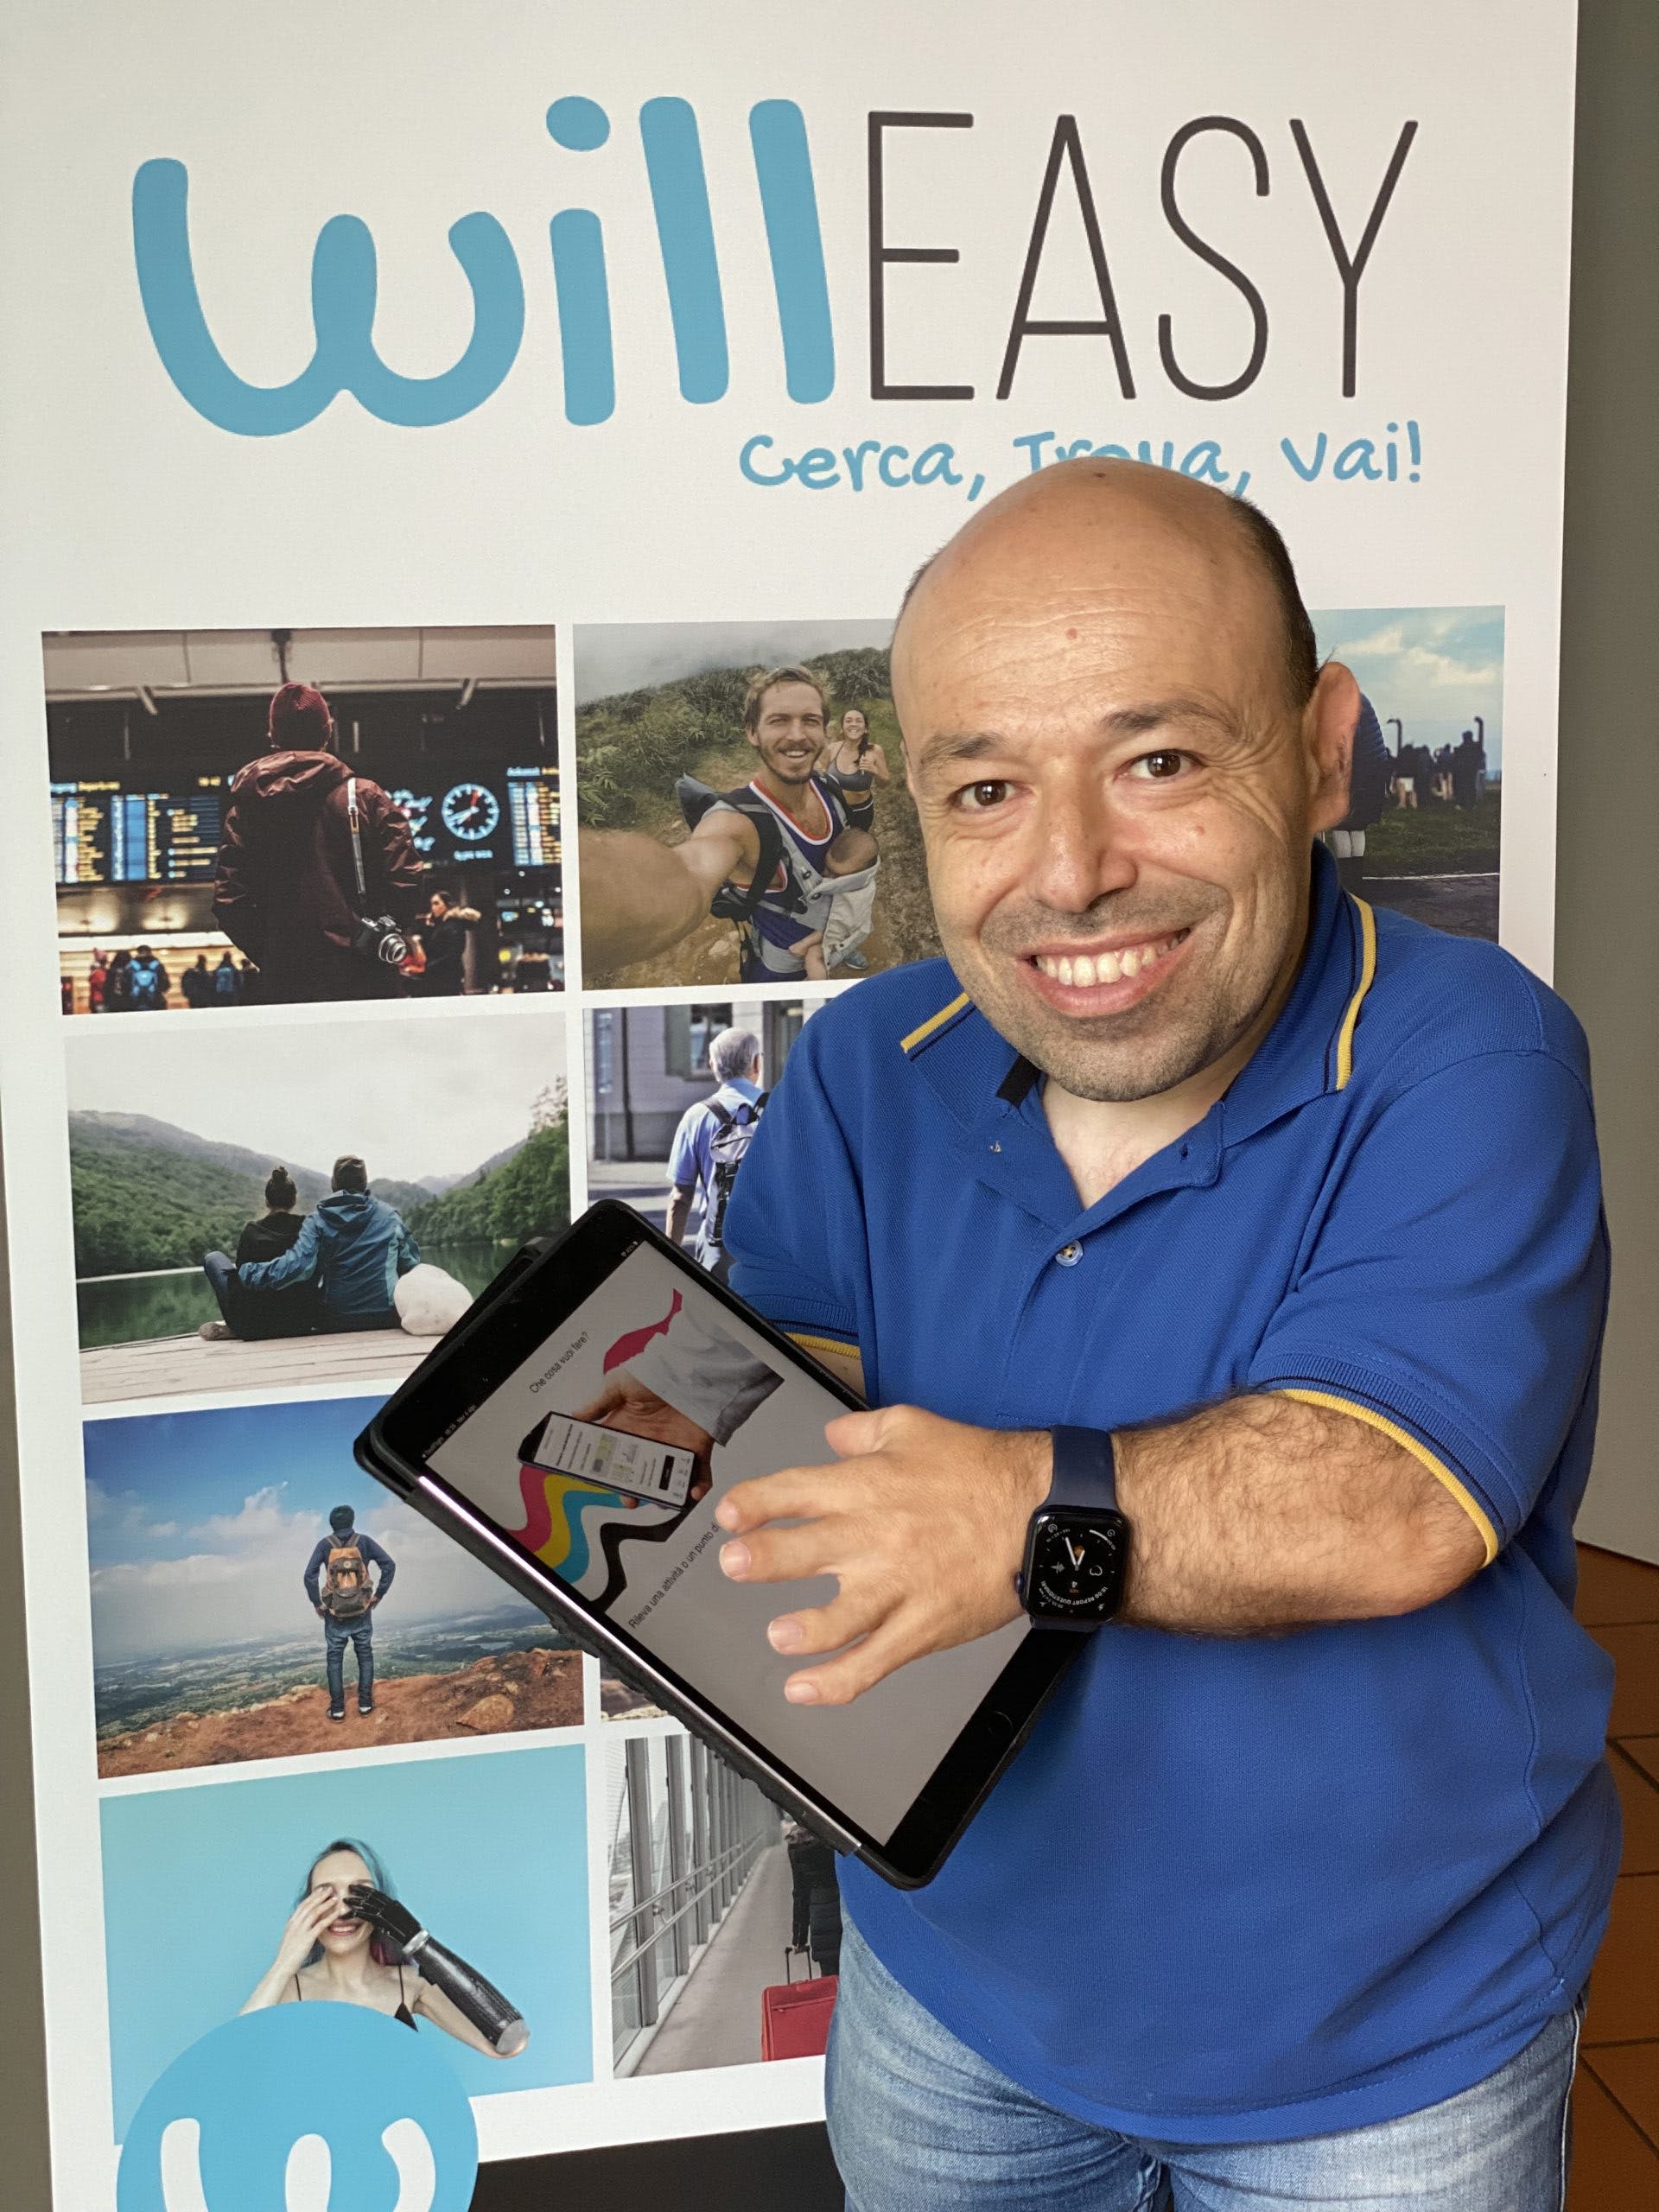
top-left (576, 645), bottom-right (893, 830)
top-left (70, 1111), bottom-right (436, 1277)
top-left (70, 1138), bottom-right (254, 1275)
top-left (405, 1119), bottom-right (570, 1248)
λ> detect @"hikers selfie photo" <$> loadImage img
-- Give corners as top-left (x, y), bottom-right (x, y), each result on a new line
top-left (575, 629), bottom-right (942, 988)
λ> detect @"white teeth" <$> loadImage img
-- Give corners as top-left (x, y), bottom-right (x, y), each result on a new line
top-left (1036, 935), bottom-right (1183, 984)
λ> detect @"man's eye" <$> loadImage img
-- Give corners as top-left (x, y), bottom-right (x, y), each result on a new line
top-left (957, 779), bottom-right (1013, 811)
top-left (1128, 750), bottom-right (1190, 780)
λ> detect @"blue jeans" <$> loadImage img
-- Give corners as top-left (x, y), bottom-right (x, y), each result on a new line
top-left (323, 1612), bottom-right (373, 1707)
top-left (826, 1923), bottom-right (1581, 2212)
top-left (202, 1250), bottom-right (237, 1320)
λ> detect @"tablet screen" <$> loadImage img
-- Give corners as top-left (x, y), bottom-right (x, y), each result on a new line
top-left (426, 1237), bottom-right (1027, 1845)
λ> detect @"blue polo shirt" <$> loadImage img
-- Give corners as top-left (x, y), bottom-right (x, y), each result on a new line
top-left (725, 847), bottom-right (1617, 2142)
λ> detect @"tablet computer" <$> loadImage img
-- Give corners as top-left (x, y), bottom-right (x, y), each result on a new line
top-left (353, 1200), bottom-right (1077, 1888)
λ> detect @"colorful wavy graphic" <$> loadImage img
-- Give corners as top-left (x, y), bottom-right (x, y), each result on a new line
top-left (505, 1291), bottom-right (691, 1591)
top-left (512, 1460), bottom-right (623, 1586)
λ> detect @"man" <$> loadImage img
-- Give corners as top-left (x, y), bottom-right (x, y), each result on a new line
top-left (180, 953), bottom-right (213, 1008)
top-left (236, 1154), bottom-right (421, 1331)
top-left (1453, 728), bottom-right (1484, 810)
top-left (124, 943), bottom-right (169, 1010)
top-left (664, 1026), bottom-right (766, 1281)
top-left (303, 1503), bottom-right (396, 1723)
top-left (1319, 690), bottom-right (1391, 895)
top-left (212, 949), bottom-right (240, 1004)
top-left (416, 886), bottom-right (480, 995)
top-left (786, 1820), bottom-right (843, 1980)
top-left (581, 665), bottom-right (879, 982)
top-left (717, 460), bottom-right (1612, 2209)
top-left (213, 680), bottom-right (423, 1003)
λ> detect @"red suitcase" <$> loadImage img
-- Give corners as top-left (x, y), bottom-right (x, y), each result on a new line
top-left (760, 1948), bottom-right (838, 2061)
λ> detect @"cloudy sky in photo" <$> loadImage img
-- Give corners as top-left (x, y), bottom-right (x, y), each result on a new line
top-left (65, 1007), bottom-right (566, 1186)
top-left (85, 1395), bottom-right (538, 1659)
top-left (1314, 606), bottom-right (1504, 766)
top-left (574, 619), bottom-right (893, 704)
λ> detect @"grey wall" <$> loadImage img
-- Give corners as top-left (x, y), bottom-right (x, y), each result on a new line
top-left (1554, 0), bottom-right (1659, 1562)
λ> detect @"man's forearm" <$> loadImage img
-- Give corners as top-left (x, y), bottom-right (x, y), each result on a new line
top-left (1113, 1394), bottom-right (1487, 1635)
top-left (578, 831), bottom-right (706, 969)
top-left (666, 1189), bottom-right (694, 1245)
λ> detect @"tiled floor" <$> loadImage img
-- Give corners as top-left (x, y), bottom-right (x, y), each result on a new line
top-left (1570, 1541), bottom-right (1659, 2204)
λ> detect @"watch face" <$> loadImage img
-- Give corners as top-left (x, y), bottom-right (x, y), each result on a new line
top-left (1026, 1511), bottom-right (1127, 1622)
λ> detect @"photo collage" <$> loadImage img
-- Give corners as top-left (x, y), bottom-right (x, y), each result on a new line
top-left (58, 607), bottom-right (1505, 2138)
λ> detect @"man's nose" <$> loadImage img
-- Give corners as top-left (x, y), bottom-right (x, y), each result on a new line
top-left (1025, 784), bottom-right (1138, 913)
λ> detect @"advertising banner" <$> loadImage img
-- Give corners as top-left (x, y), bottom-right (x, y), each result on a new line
top-left (0, 2), bottom-right (1578, 2202)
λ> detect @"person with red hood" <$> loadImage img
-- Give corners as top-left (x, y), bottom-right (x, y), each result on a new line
top-left (213, 681), bottom-right (424, 1004)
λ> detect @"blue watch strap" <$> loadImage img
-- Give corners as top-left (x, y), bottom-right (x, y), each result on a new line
top-left (1046, 1426), bottom-right (1119, 1514)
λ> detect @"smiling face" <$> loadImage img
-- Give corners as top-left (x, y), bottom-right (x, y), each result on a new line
top-left (894, 462), bottom-right (1355, 1103)
top-left (309, 1847), bottom-right (374, 1958)
top-left (840, 708), bottom-right (868, 746)
top-left (747, 680), bottom-right (827, 787)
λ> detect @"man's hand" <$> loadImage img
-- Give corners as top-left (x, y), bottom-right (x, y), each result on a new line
top-left (578, 815), bottom-right (756, 973)
top-left (571, 1373), bottom-right (716, 1503)
top-left (715, 1406), bottom-right (1051, 1706)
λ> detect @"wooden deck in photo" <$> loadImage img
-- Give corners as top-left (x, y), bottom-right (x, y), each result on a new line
top-left (79, 1327), bottom-right (429, 1407)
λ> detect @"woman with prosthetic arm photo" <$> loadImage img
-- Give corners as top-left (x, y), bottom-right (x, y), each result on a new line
top-left (242, 1838), bottom-right (530, 2059)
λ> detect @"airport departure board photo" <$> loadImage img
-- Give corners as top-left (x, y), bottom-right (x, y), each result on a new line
top-left (51, 779), bottom-right (225, 887)
top-left (50, 768), bottom-right (557, 887)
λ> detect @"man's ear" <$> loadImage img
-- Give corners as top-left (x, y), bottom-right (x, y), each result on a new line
top-left (1306, 663), bottom-right (1360, 835)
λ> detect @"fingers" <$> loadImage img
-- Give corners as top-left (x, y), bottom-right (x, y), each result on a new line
top-left (719, 1517), bottom-right (845, 1588)
top-left (765, 1586), bottom-right (889, 1657)
top-left (782, 1620), bottom-right (919, 1708)
top-left (823, 1408), bottom-right (885, 1458)
top-left (716, 1465), bottom-right (840, 1533)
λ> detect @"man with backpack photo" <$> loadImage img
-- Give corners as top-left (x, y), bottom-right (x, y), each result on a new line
top-left (664, 1026), bottom-right (767, 1283)
top-left (124, 943), bottom-right (171, 1011)
top-left (302, 1503), bottom-right (397, 1724)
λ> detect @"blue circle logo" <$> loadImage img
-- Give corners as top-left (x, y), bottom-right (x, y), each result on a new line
top-left (117, 2005), bottom-right (479, 2212)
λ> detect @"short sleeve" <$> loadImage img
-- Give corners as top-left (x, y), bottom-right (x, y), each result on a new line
top-left (1246, 1050), bottom-right (1607, 1559)
top-left (665, 1104), bottom-right (702, 1189)
top-left (723, 1011), bottom-right (865, 1356)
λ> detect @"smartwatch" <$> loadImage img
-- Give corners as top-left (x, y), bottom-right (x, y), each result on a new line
top-left (1017, 1426), bottom-right (1130, 1630)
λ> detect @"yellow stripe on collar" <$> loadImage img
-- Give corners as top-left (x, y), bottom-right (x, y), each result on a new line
top-left (1333, 896), bottom-right (1377, 1091)
top-left (900, 989), bottom-right (971, 1056)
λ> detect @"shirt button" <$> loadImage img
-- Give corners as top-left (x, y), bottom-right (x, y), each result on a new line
top-left (1055, 1242), bottom-right (1083, 1268)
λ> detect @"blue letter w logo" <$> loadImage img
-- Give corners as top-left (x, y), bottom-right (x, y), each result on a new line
top-left (131, 159), bottom-right (524, 435)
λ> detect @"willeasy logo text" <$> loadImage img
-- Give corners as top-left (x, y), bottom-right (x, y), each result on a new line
top-left (132, 99), bottom-right (1416, 435)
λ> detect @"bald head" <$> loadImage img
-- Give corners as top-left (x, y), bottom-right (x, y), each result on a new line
top-left (890, 455), bottom-right (1357, 1106)
top-left (895, 460), bottom-right (1317, 717)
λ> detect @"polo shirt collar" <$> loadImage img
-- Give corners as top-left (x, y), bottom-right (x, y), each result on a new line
top-left (1214, 842), bottom-right (1374, 1146)
top-left (902, 843), bottom-right (1374, 1179)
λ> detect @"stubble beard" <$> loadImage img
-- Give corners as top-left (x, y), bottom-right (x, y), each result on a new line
top-left (941, 890), bottom-right (1268, 1103)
